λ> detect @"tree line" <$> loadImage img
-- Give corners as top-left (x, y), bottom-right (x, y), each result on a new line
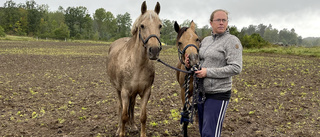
top-left (0, 0), bottom-right (319, 48)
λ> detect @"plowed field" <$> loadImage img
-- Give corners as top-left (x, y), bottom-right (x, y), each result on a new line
top-left (1, 41), bottom-right (319, 136)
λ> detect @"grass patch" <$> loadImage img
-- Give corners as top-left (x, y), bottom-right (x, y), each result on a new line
top-left (244, 46), bottom-right (320, 57)
top-left (0, 35), bottom-right (112, 45)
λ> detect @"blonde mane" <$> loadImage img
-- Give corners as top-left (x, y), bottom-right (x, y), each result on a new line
top-left (131, 10), bottom-right (160, 36)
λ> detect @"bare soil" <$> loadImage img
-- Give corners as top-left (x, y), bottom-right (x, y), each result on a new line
top-left (0, 41), bottom-right (319, 137)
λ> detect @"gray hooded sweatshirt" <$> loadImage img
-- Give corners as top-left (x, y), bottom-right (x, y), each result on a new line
top-left (200, 31), bottom-right (242, 94)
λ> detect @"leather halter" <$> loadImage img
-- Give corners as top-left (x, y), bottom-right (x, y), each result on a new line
top-left (139, 30), bottom-right (162, 51)
top-left (178, 44), bottom-right (199, 65)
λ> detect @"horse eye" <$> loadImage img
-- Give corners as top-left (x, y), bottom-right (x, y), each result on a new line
top-left (178, 42), bottom-right (182, 45)
top-left (159, 24), bottom-right (162, 29)
top-left (141, 24), bottom-right (145, 29)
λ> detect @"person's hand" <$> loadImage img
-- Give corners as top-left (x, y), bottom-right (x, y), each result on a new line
top-left (184, 54), bottom-right (191, 68)
top-left (195, 68), bottom-right (207, 78)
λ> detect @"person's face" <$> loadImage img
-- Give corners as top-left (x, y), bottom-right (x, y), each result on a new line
top-left (210, 11), bottom-right (228, 34)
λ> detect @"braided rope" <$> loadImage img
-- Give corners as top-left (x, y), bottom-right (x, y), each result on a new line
top-left (180, 64), bottom-right (206, 137)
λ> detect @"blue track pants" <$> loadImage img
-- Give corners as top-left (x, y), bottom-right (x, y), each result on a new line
top-left (197, 97), bottom-right (229, 137)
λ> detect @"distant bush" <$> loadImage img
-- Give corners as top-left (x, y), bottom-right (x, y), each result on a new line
top-left (240, 33), bottom-right (270, 49)
top-left (0, 26), bottom-right (6, 37)
top-left (53, 23), bottom-right (70, 40)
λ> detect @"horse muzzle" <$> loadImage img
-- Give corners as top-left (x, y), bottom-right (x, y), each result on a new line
top-left (188, 53), bottom-right (200, 66)
top-left (148, 46), bottom-right (161, 60)
top-left (139, 33), bottom-right (162, 60)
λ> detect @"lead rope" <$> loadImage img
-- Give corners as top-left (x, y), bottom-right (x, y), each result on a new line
top-left (156, 58), bottom-right (205, 137)
top-left (180, 64), bottom-right (205, 137)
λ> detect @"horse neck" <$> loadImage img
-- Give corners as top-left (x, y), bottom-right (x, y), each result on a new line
top-left (129, 34), bottom-right (152, 66)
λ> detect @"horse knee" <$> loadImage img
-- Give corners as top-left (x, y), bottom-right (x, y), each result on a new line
top-left (140, 113), bottom-right (147, 124)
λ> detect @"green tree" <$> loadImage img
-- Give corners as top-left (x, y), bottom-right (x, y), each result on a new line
top-left (53, 22), bottom-right (70, 40)
top-left (24, 0), bottom-right (47, 35)
top-left (93, 8), bottom-right (107, 39)
top-left (13, 20), bottom-right (25, 35)
top-left (160, 19), bottom-right (175, 45)
top-left (180, 19), bottom-right (192, 28)
top-left (82, 14), bottom-right (93, 39)
top-left (1, 0), bottom-right (20, 34)
top-left (257, 24), bottom-right (267, 38)
top-left (229, 26), bottom-right (240, 37)
top-left (115, 12), bottom-right (131, 38)
top-left (263, 24), bottom-right (279, 43)
top-left (93, 8), bottom-right (117, 40)
top-left (241, 33), bottom-right (269, 49)
top-left (65, 6), bottom-right (90, 38)
top-left (104, 11), bottom-right (117, 41)
top-left (288, 28), bottom-right (298, 45)
top-left (241, 25), bottom-right (256, 35)
top-left (48, 7), bottom-right (65, 29)
top-left (38, 18), bottom-right (50, 38)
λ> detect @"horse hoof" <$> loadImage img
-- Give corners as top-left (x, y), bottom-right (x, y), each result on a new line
top-left (140, 133), bottom-right (147, 137)
top-left (131, 125), bottom-right (138, 132)
top-left (116, 128), bottom-right (120, 136)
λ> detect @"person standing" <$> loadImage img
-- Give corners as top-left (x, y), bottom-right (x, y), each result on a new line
top-left (186, 9), bottom-right (243, 137)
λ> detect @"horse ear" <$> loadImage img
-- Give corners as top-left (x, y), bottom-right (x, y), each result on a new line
top-left (154, 2), bottom-right (160, 15)
top-left (174, 21), bottom-right (180, 33)
top-left (190, 20), bottom-right (196, 31)
top-left (141, 1), bottom-right (147, 15)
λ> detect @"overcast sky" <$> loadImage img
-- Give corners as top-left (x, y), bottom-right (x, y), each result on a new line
top-left (10, 0), bottom-right (320, 38)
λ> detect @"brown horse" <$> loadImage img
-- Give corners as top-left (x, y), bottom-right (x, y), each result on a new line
top-left (107, 1), bottom-right (162, 137)
top-left (174, 21), bottom-right (200, 106)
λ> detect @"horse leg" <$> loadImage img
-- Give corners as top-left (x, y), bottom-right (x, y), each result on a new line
top-left (139, 87), bottom-right (151, 137)
top-left (118, 89), bottom-right (130, 137)
top-left (116, 90), bottom-right (122, 136)
top-left (129, 95), bottom-right (138, 132)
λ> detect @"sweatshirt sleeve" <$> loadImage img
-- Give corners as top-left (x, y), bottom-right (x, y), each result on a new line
top-left (206, 36), bottom-right (243, 78)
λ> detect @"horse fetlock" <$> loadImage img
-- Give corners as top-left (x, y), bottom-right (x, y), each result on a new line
top-left (121, 113), bottom-right (129, 124)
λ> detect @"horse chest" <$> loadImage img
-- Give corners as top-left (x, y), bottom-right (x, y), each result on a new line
top-left (126, 67), bottom-right (155, 91)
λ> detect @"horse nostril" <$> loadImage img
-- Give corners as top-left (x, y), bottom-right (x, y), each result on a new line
top-left (147, 47), bottom-right (160, 60)
top-left (149, 47), bottom-right (160, 54)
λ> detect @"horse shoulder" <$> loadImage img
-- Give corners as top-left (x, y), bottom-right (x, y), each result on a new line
top-left (109, 37), bottom-right (132, 54)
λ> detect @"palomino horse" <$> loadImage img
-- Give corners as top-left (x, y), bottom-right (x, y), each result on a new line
top-left (175, 21), bottom-right (200, 106)
top-left (107, 1), bottom-right (162, 137)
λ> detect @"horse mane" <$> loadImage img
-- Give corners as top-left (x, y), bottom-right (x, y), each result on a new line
top-left (131, 11), bottom-right (160, 36)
